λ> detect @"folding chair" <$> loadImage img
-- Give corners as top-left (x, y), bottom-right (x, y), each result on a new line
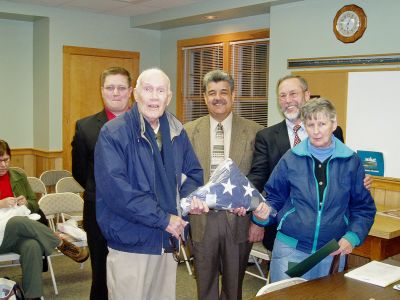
top-left (245, 242), bottom-right (271, 282)
top-left (27, 176), bottom-right (47, 199)
top-left (38, 192), bottom-right (84, 232)
top-left (55, 177), bottom-right (84, 223)
top-left (55, 177), bottom-right (84, 194)
top-left (38, 192), bottom-right (87, 294)
top-left (39, 170), bottom-right (72, 193)
top-left (0, 252), bottom-right (57, 297)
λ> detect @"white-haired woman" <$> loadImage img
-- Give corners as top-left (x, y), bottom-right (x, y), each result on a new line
top-left (253, 98), bottom-right (376, 282)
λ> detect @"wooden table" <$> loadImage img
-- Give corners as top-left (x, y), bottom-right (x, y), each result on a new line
top-left (250, 271), bottom-right (400, 300)
top-left (352, 206), bottom-right (400, 260)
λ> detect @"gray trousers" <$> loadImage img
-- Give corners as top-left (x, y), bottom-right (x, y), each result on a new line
top-left (192, 212), bottom-right (252, 300)
top-left (0, 216), bottom-right (60, 298)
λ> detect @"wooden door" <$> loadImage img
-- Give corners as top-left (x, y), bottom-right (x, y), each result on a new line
top-left (292, 70), bottom-right (348, 140)
top-left (63, 46), bottom-right (140, 171)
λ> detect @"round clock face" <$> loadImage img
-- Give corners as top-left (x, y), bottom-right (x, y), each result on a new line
top-left (336, 11), bottom-right (360, 37)
top-left (333, 5), bottom-right (367, 43)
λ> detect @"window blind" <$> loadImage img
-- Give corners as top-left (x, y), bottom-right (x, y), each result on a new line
top-left (182, 43), bottom-right (223, 124)
top-left (230, 38), bottom-right (269, 127)
top-left (180, 33), bottom-right (269, 127)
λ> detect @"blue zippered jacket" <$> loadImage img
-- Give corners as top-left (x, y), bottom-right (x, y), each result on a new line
top-left (263, 137), bottom-right (376, 254)
top-left (94, 104), bottom-right (203, 254)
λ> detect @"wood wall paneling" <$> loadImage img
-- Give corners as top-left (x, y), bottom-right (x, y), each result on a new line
top-left (371, 176), bottom-right (400, 208)
top-left (11, 149), bottom-right (62, 177)
top-left (349, 176), bottom-right (400, 268)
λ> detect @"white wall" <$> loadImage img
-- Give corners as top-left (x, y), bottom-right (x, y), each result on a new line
top-left (0, 1), bottom-right (161, 149)
top-left (346, 71), bottom-right (400, 178)
top-left (269, 0), bottom-right (400, 126)
top-left (160, 14), bottom-right (269, 115)
top-left (0, 18), bottom-right (33, 148)
top-left (2, 0), bottom-right (400, 152)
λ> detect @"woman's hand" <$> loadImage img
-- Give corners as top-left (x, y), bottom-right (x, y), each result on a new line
top-left (330, 238), bottom-right (353, 256)
top-left (253, 202), bottom-right (271, 221)
top-left (16, 195), bottom-right (27, 206)
top-left (0, 197), bottom-right (18, 208)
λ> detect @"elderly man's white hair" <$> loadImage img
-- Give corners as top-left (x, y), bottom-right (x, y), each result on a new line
top-left (135, 67), bottom-right (171, 92)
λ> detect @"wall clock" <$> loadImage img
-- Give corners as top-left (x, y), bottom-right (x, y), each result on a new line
top-left (333, 4), bottom-right (367, 43)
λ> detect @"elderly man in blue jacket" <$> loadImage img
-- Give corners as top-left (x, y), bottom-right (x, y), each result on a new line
top-left (95, 68), bottom-right (203, 300)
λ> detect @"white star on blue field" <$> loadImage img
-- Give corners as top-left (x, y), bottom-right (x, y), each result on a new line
top-left (181, 159), bottom-right (265, 214)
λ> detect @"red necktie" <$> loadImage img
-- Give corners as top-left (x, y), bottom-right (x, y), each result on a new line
top-left (293, 125), bottom-right (301, 147)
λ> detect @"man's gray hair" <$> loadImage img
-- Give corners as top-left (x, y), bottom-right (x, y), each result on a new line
top-left (276, 75), bottom-right (308, 95)
top-left (202, 70), bottom-right (234, 93)
top-left (135, 67), bottom-right (171, 91)
top-left (301, 97), bottom-right (337, 122)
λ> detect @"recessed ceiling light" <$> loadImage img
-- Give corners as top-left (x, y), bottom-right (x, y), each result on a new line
top-left (204, 15), bottom-right (217, 20)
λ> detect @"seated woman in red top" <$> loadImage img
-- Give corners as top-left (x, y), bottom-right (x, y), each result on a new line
top-left (0, 139), bottom-right (89, 300)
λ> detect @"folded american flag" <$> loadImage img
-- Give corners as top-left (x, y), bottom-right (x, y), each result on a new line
top-left (181, 159), bottom-right (268, 216)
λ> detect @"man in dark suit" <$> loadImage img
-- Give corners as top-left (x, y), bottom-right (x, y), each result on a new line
top-left (71, 67), bottom-right (132, 300)
top-left (248, 74), bottom-right (369, 251)
top-left (185, 70), bottom-right (263, 300)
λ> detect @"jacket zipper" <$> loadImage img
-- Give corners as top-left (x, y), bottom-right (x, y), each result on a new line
top-left (142, 132), bottom-right (179, 255)
top-left (311, 157), bottom-right (332, 253)
top-left (141, 133), bottom-right (166, 254)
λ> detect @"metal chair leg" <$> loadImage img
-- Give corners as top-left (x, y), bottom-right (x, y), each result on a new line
top-left (180, 244), bottom-right (192, 276)
top-left (47, 256), bottom-right (58, 295)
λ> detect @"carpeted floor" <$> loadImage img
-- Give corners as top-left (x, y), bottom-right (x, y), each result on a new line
top-left (0, 254), bottom-right (267, 299)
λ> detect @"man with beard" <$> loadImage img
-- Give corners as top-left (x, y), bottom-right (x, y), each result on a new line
top-left (185, 70), bottom-right (263, 300)
top-left (248, 74), bottom-right (370, 252)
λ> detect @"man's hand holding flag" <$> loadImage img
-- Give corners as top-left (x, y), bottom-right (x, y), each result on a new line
top-left (180, 159), bottom-right (276, 219)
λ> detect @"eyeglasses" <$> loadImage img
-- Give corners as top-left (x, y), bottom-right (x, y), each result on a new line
top-left (169, 236), bottom-right (180, 263)
top-left (0, 157), bottom-right (10, 164)
top-left (103, 85), bottom-right (129, 93)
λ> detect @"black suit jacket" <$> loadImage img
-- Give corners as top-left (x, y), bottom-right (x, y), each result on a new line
top-left (247, 119), bottom-right (344, 250)
top-left (71, 110), bottom-right (108, 202)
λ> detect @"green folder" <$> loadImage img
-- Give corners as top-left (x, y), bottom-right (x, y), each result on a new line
top-left (285, 239), bottom-right (339, 277)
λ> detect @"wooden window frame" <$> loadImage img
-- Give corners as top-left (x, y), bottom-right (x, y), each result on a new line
top-left (176, 29), bottom-right (269, 121)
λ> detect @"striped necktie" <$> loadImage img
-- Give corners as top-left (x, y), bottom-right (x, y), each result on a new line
top-left (210, 123), bottom-right (225, 176)
top-left (293, 124), bottom-right (301, 147)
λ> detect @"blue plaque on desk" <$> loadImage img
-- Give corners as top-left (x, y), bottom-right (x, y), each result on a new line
top-left (356, 150), bottom-right (384, 176)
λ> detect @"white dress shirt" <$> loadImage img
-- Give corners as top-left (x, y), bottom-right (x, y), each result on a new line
top-left (210, 113), bottom-right (233, 159)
